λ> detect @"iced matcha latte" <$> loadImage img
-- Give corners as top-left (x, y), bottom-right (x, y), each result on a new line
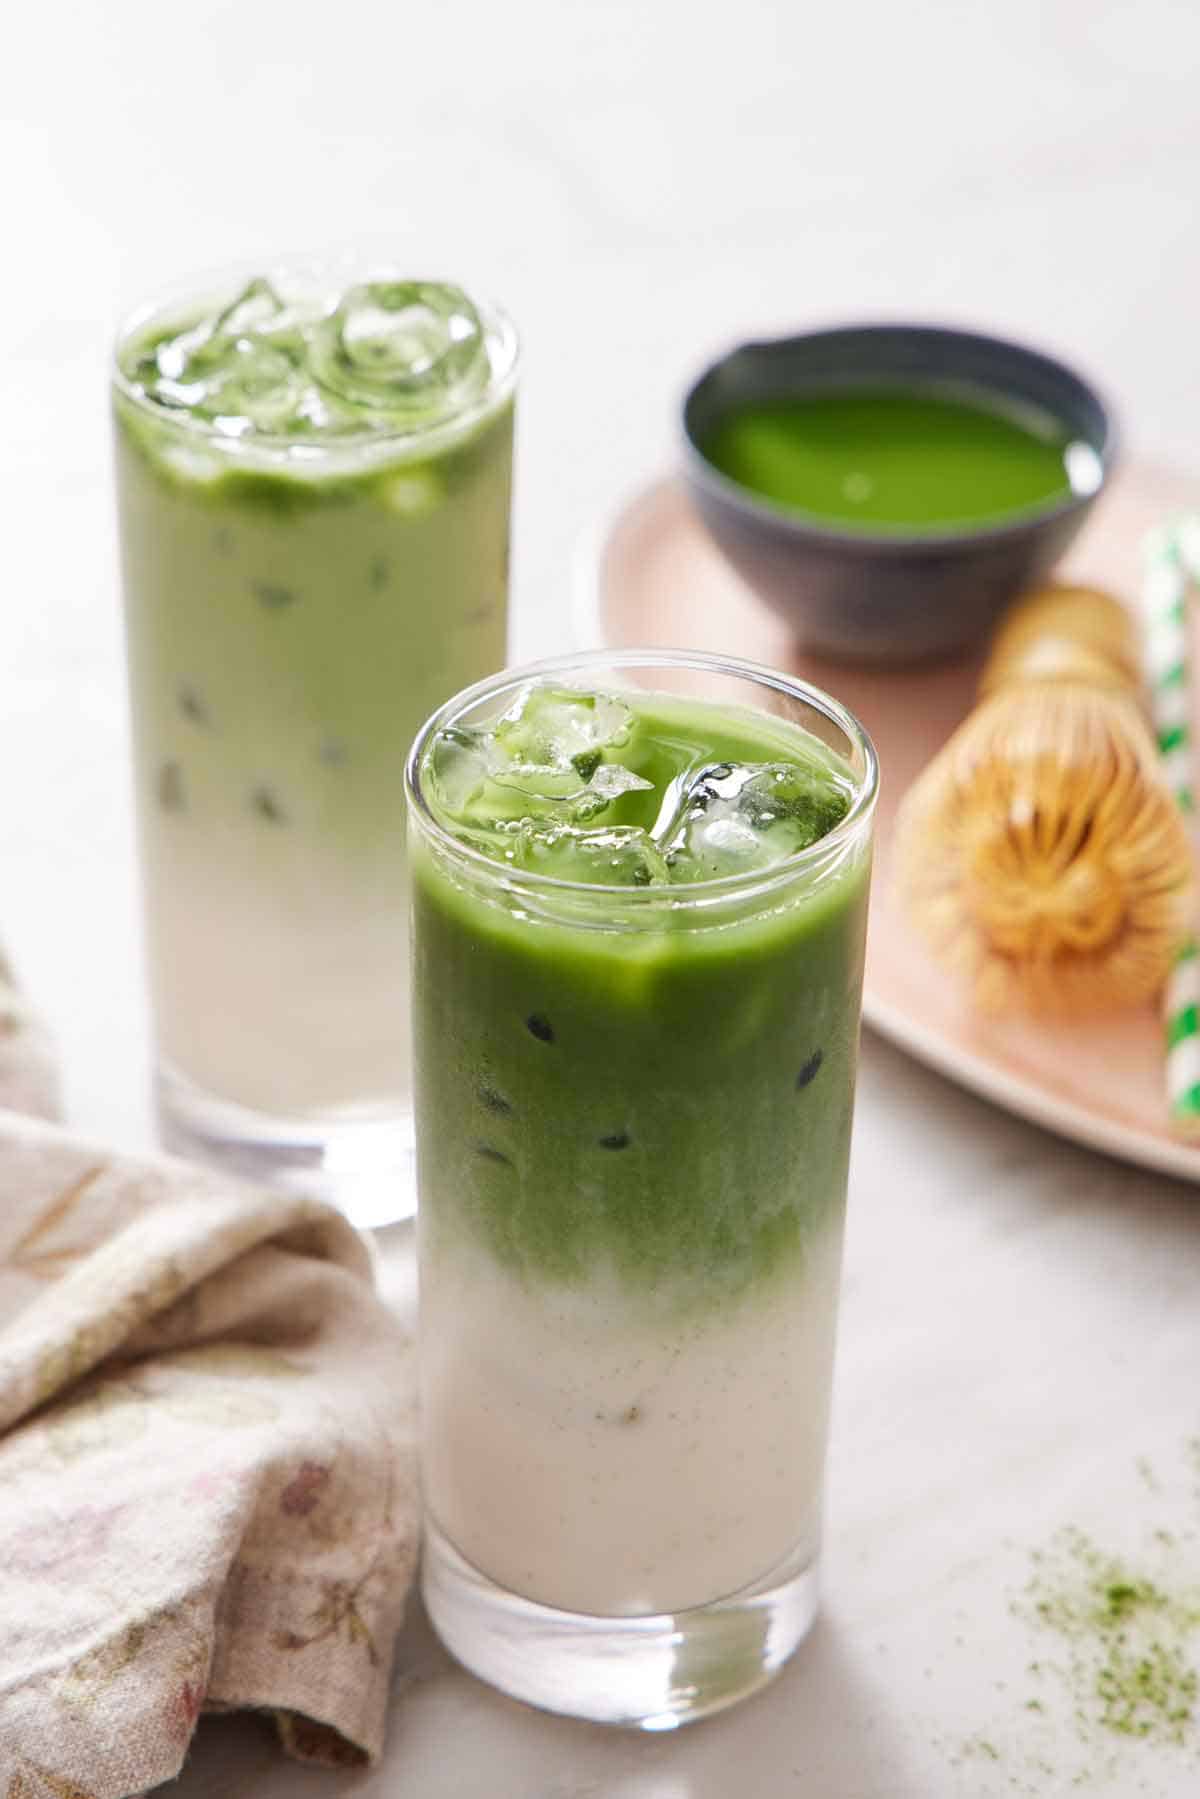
top-left (407, 651), bottom-right (877, 1726)
top-left (112, 265), bottom-right (517, 1222)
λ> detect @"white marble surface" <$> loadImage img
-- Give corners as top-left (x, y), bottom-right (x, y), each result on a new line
top-left (6, 1), bottom-right (1200, 1793)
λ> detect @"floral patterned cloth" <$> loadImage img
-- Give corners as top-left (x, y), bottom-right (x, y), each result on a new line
top-left (0, 957), bottom-right (419, 1798)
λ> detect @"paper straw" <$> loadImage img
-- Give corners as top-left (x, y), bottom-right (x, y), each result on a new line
top-left (1164, 944), bottom-right (1200, 1133)
top-left (1141, 515), bottom-right (1200, 1134)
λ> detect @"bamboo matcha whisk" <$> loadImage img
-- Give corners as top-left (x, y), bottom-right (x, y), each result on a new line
top-left (895, 583), bottom-right (1196, 1015)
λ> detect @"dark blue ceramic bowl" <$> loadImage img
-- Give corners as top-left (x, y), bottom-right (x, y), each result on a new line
top-left (682, 323), bottom-right (1117, 664)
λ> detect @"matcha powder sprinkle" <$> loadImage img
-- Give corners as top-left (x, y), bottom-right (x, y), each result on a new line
top-left (1018, 1527), bottom-right (1200, 1748)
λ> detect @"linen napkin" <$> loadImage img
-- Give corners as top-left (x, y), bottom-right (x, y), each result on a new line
top-left (0, 953), bottom-right (419, 1798)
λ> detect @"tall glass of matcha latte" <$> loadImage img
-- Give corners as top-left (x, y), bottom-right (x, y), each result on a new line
top-left (406, 649), bottom-right (877, 1726)
top-left (112, 263), bottom-right (518, 1225)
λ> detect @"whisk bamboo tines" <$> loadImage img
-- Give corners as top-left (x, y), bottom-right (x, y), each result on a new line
top-left (896, 585), bottom-right (1195, 1017)
top-left (979, 582), bottom-right (1144, 696)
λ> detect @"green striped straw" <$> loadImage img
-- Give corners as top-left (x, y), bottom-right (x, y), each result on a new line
top-left (1142, 515), bottom-right (1200, 1135)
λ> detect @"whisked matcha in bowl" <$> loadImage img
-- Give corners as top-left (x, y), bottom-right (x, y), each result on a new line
top-left (701, 383), bottom-right (1082, 531)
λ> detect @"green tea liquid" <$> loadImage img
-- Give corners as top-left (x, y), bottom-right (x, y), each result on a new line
top-left (701, 383), bottom-right (1076, 529)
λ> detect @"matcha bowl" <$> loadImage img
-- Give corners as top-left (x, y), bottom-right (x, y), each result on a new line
top-left (682, 323), bottom-right (1116, 664)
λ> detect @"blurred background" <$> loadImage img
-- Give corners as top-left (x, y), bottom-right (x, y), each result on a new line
top-left (6, 0), bottom-right (1200, 1141)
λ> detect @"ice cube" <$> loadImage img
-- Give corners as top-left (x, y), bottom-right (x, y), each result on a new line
top-left (212, 277), bottom-right (286, 341)
top-left (489, 753), bottom-right (650, 819)
top-left (488, 760), bottom-right (595, 804)
top-left (572, 761), bottom-right (653, 819)
top-left (203, 338), bottom-right (308, 433)
top-left (424, 690), bottom-right (651, 836)
top-left (664, 760), bottom-right (850, 881)
top-left (249, 302), bottom-right (312, 367)
top-left (157, 438), bottom-right (226, 485)
top-left (510, 824), bottom-right (670, 887)
top-left (425, 727), bottom-right (494, 818)
top-left (383, 467), bottom-right (443, 516)
top-left (138, 289), bottom-right (308, 433)
top-left (493, 686), bottom-right (634, 769)
top-left (310, 280), bottom-right (489, 418)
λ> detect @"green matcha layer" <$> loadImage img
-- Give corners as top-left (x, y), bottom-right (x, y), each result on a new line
top-left (412, 684), bottom-right (872, 1302)
top-left (113, 274), bottom-right (515, 1114)
top-left (700, 384), bottom-right (1077, 531)
top-left (113, 397), bottom-right (512, 859)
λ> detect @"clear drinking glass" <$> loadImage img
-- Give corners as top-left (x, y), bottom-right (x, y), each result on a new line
top-left (406, 649), bottom-right (878, 1725)
top-left (112, 260), bottom-right (518, 1226)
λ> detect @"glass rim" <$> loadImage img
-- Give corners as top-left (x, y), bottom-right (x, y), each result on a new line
top-left (110, 253), bottom-right (520, 459)
top-left (404, 647), bottom-right (880, 904)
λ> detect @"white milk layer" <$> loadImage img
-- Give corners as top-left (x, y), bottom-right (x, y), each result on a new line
top-left (421, 1224), bottom-right (845, 1617)
top-left (144, 838), bottom-right (410, 1117)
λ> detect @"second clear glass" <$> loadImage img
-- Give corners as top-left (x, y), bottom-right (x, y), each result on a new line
top-left (112, 260), bottom-right (519, 1225)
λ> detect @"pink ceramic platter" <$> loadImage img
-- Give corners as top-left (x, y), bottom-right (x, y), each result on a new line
top-left (575, 460), bottom-right (1200, 1184)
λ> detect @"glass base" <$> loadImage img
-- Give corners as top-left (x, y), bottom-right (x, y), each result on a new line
top-left (422, 1517), bottom-right (820, 1728)
top-left (155, 1062), bottom-right (417, 1229)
